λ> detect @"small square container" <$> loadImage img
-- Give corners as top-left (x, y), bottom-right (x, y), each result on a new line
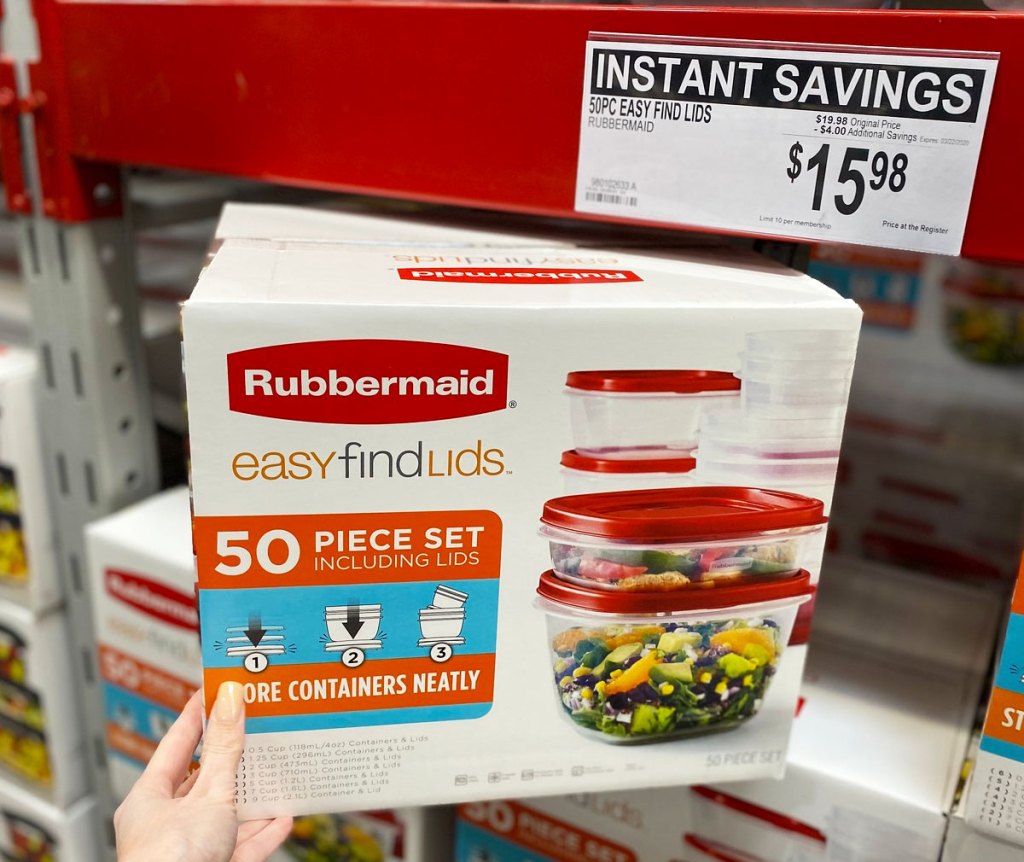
top-left (561, 450), bottom-right (697, 496)
top-left (566, 370), bottom-right (740, 459)
top-left (537, 570), bottom-right (813, 745)
top-left (540, 487), bottom-right (826, 592)
top-left (689, 788), bottom-right (827, 862)
top-left (744, 330), bottom-right (859, 360)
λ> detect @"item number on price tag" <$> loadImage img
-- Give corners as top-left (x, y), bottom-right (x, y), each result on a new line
top-left (786, 141), bottom-right (908, 216)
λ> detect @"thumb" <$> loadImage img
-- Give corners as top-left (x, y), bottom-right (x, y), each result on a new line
top-left (194, 681), bottom-right (246, 801)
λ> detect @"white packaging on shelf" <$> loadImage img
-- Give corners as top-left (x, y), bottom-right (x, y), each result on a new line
top-left (0, 779), bottom-right (100, 862)
top-left (0, 346), bottom-right (60, 613)
top-left (0, 600), bottom-right (87, 806)
top-left (183, 210), bottom-right (860, 818)
top-left (85, 486), bottom-right (200, 801)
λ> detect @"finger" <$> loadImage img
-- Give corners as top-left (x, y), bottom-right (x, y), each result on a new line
top-left (135, 691), bottom-right (204, 795)
top-left (193, 681), bottom-right (246, 801)
top-left (236, 818), bottom-right (275, 844)
top-left (231, 817), bottom-right (294, 862)
top-left (173, 768), bottom-right (201, 799)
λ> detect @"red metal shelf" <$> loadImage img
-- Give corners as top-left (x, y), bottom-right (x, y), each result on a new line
top-left (23, 2), bottom-right (1024, 260)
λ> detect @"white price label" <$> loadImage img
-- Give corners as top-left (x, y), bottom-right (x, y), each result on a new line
top-left (575, 36), bottom-right (998, 255)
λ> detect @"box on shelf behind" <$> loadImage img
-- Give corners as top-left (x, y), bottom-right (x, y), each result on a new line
top-left (0, 777), bottom-right (99, 862)
top-left (0, 599), bottom-right (88, 806)
top-left (454, 556), bottom-right (1001, 862)
top-left (85, 486), bottom-right (200, 800)
top-left (0, 345), bottom-right (60, 613)
top-left (965, 555), bottom-right (1024, 845)
top-left (183, 204), bottom-right (860, 818)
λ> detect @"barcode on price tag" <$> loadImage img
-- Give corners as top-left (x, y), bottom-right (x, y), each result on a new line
top-left (574, 36), bottom-right (998, 255)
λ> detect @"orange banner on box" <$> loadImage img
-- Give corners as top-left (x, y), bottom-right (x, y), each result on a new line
top-left (983, 686), bottom-right (1024, 747)
top-left (98, 644), bottom-right (198, 713)
top-left (204, 653), bottom-right (495, 718)
top-left (458, 801), bottom-right (637, 862)
top-left (194, 510), bottom-right (502, 588)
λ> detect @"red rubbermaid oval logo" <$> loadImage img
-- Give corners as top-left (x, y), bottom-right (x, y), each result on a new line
top-left (227, 340), bottom-right (509, 424)
top-left (397, 268), bottom-right (641, 284)
top-left (105, 570), bottom-right (198, 631)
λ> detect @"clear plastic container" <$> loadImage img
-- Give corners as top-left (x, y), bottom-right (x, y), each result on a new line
top-left (740, 353), bottom-right (854, 381)
top-left (418, 607), bottom-right (465, 639)
top-left (540, 487), bottom-right (826, 592)
top-left (689, 788), bottom-right (827, 862)
top-left (561, 450), bottom-right (696, 496)
top-left (693, 458), bottom-right (838, 512)
top-left (701, 408), bottom-right (846, 441)
top-left (741, 377), bottom-right (852, 408)
top-left (744, 330), bottom-right (859, 360)
top-left (538, 570), bottom-right (812, 745)
top-left (697, 434), bottom-right (842, 461)
top-left (566, 370), bottom-right (740, 459)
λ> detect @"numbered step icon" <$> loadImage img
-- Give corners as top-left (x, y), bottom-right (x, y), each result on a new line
top-left (341, 648), bottom-right (367, 669)
top-left (244, 652), bottom-right (269, 674)
top-left (224, 616), bottom-right (289, 671)
top-left (419, 584), bottom-right (469, 661)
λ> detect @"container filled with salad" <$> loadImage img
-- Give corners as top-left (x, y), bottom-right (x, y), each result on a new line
top-left (540, 487), bottom-right (826, 592)
top-left (560, 450), bottom-right (696, 496)
top-left (565, 370), bottom-right (740, 459)
top-left (942, 266), bottom-right (1024, 366)
top-left (537, 569), bottom-right (813, 744)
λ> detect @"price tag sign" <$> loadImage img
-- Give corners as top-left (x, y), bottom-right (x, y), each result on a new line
top-left (575, 36), bottom-right (998, 255)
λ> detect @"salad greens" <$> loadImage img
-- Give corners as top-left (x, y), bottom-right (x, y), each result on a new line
top-left (285, 814), bottom-right (385, 862)
top-left (550, 540), bottom-right (799, 591)
top-left (550, 619), bottom-right (779, 742)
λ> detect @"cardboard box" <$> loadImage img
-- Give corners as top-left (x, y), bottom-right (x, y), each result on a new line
top-left (85, 486), bottom-right (200, 801)
top-left (271, 807), bottom-right (453, 862)
top-left (964, 555), bottom-right (1024, 844)
top-left (0, 346), bottom-right (60, 613)
top-left (0, 778), bottom-right (99, 862)
top-left (0, 599), bottom-right (87, 806)
top-left (453, 558), bottom-right (1001, 862)
top-left (183, 210), bottom-right (860, 818)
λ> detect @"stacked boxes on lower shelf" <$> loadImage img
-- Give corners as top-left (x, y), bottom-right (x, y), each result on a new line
top-left (0, 343), bottom-right (96, 860)
top-left (454, 557), bottom-right (1002, 862)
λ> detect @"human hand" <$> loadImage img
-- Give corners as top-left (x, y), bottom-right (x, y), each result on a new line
top-left (115, 682), bottom-right (293, 862)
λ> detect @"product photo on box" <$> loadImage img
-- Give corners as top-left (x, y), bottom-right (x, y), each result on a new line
top-left (182, 209), bottom-right (861, 819)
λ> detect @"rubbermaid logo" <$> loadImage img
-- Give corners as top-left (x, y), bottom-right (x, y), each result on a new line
top-left (227, 340), bottom-right (509, 424)
top-left (105, 570), bottom-right (198, 632)
top-left (397, 268), bottom-right (642, 284)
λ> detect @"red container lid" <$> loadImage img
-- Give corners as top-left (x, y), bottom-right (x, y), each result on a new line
top-left (565, 370), bottom-right (741, 394)
top-left (537, 569), bottom-right (813, 614)
top-left (683, 835), bottom-right (769, 862)
top-left (560, 450), bottom-right (697, 474)
top-left (541, 487), bottom-right (826, 542)
top-left (690, 788), bottom-right (827, 843)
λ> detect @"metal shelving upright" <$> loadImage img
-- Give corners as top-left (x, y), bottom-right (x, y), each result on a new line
top-left (0, 1), bottom-right (1021, 857)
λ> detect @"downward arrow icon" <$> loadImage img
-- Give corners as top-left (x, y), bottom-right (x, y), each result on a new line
top-left (245, 613), bottom-right (266, 647)
top-left (343, 605), bottom-right (364, 639)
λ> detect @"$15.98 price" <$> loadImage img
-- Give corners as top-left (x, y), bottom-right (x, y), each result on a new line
top-left (786, 142), bottom-right (909, 216)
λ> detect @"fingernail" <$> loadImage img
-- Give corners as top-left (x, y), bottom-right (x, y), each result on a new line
top-left (214, 682), bottom-right (243, 723)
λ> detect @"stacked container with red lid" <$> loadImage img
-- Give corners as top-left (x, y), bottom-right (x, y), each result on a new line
top-left (535, 487), bottom-right (820, 745)
top-left (562, 370), bottom-right (740, 494)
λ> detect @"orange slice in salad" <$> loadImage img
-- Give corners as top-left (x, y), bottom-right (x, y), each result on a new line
top-left (709, 627), bottom-right (777, 662)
